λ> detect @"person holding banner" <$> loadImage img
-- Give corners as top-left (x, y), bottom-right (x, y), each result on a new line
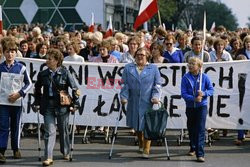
top-left (181, 57), bottom-right (214, 162)
top-left (0, 37), bottom-right (32, 163)
top-left (33, 49), bottom-right (80, 166)
top-left (120, 47), bottom-right (162, 158)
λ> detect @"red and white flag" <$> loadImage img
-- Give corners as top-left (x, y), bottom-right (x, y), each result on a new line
top-left (104, 16), bottom-right (113, 38)
top-left (210, 21), bottom-right (216, 32)
top-left (88, 12), bottom-right (95, 32)
top-left (133, 0), bottom-right (158, 30)
top-left (0, 5), bottom-right (3, 34)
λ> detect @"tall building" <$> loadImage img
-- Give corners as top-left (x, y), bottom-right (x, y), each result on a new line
top-left (0, 0), bottom-right (139, 31)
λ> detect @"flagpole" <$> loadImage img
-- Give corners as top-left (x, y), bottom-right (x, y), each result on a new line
top-left (199, 11), bottom-right (206, 91)
top-left (157, 10), bottom-right (162, 26)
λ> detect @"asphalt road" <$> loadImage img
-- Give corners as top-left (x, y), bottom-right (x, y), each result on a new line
top-left (1, 129), bottom-right (250, 167)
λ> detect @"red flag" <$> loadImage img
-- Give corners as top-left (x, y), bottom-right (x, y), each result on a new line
top-left (88, 13), bottom-right (95, 32)
top-left (133, 0), bottom-right (158, 30)
top-left (0, 5), bottom-right (3, 34)
top-left (210, 21), bottom-right (216, 33)
top-left (104, 16), bottom-right (113, 38)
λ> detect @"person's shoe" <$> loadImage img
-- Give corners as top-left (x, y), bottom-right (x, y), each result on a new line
top-left (0, 153), bottom-right (6, 163)
top-left (235, 140), bottom-right (243, 146)
top-left (13, 150), bottom-right (21, 159)
top-left (63, 154), bottom-right (70, 160)
top-left (197, 157), bottom-right (205, 162)
top-left (187, 151), bottom-right (195, 156)
top-left (142, 153), bottom-right (149, 159)
top-left (138, 147), bottom-right (143, 153)
top-left (142, 150), bottom-right (149, 159)
top-left (42, 159), bottom-right (53, 166)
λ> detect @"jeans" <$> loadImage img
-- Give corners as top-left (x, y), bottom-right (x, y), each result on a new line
top-left (186, 106), bottom-right (207, 158)
top-left (43, 100), bottom-right (70, 159)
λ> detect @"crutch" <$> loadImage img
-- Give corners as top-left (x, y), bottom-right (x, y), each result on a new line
top-left (109, 104), bottom-right (125, 159)
top-left (70, 110), bottom-right (76, 161)
top-left (35, 106), bottom-right (42, 161)
top-left (164, 137), bottom-right (170, 160)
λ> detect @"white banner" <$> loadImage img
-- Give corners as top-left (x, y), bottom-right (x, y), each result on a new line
top-left (17, 58), bottom-right (250, 130)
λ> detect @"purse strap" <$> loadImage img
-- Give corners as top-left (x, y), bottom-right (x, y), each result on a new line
top-left (49, 74), bottom-right (61, 93)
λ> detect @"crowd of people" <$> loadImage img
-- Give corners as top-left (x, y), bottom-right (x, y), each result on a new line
top-left (0, 23), bottom-right (249, 165)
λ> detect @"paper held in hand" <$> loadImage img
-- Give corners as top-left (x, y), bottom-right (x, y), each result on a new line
top-left (0, 72), bottom-right (24, 106)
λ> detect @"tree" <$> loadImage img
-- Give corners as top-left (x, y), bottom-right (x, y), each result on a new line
top-left (194, 0), bottom-right (238, 31)
top-left (156, 0), bottom-right (238, 31)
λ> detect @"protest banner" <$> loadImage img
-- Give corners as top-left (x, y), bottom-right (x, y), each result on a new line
top-left (17, 58), bottom-right (250, 129)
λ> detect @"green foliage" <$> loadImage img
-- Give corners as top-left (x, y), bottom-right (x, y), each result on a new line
top-left (195, 0), bottom-right (238, 31)
top-left (156, 0), bottom-right (238, 31)
top-left (158, 0), bottom-right (176, 22)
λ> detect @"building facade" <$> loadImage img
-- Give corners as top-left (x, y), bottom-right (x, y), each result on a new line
top-left (0, 0), bottom-right (139, 31)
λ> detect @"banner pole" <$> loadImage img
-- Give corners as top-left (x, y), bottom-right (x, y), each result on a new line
top-left (199, 11), bottom-right (206, 91)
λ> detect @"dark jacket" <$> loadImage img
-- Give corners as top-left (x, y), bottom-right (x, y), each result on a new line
top-left (34, 66), bottom-right (80, 115)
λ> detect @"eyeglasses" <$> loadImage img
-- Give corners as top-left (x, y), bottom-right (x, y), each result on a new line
top-left (165, 43), bottom-right (173, 46)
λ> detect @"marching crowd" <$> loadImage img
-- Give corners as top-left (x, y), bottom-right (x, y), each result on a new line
top-left (0, 23), bottom-right (249, 165)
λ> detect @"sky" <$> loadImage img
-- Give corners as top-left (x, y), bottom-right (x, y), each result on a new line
top-left (219, 0), bottom-right (250, 27)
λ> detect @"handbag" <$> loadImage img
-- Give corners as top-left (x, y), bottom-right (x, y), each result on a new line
top-left (59, 90), bottom-right (72, 106)
top-left (144, 102), bottom-right (169, 140)
top-left (50, 75), bottom-right (72, 106)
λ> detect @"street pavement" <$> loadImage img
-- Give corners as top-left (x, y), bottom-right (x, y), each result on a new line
top-left (1, 129), bottom-right (250, 167)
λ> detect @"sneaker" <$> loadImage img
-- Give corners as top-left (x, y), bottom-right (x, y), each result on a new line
top-left (42, 159), bottom-right (53, 166)
top-left (197, 157), bottom-right (205, 162)
top-left (13, 150), bottom-right (21, 159)
top-left (138, 147), bottom-right (143, 153)
top-left (187, 151), bottom-right (195, 156)
top-left (0, 153), bottom-right (6, 163)
top-left (63, 154), bottom-right (70, 160)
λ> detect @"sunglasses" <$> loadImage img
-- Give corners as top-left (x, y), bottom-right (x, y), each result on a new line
top-left (165, 43), bottom-right (173, 46)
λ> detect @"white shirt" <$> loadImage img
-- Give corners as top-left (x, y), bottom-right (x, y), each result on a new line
top-left (64, 54), bottom-right (85, 62)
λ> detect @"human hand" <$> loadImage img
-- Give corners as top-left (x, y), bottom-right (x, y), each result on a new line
top-left (121, 99), bottom-right (128, 105)
top-left (33, 105), bottom-right (40, 112)
top-left (195, 96), bottom-right (202, 102)
top-left (197, 90), bottom-right (203, 97)
top-left (8, 92), bottom-right (21, 103)
top-left (151, 98), bottom-right (159, 104)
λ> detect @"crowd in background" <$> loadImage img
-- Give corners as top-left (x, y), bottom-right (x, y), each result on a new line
top-left (0, 23), bottom-right (250, 145)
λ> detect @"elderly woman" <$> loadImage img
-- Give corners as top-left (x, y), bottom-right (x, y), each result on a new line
top-left (150, 42), bottom-right (168, 63)
top-left (181, 57), bottom-right (214, 162)
top-left (120, 47), bottom-right (162, 158)
top-left (163, 34), bottom-right (184, 63)
top-left (209, 38), bottom-right (233, 62)
top-left (34, 49), bottom-right (80, 166)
